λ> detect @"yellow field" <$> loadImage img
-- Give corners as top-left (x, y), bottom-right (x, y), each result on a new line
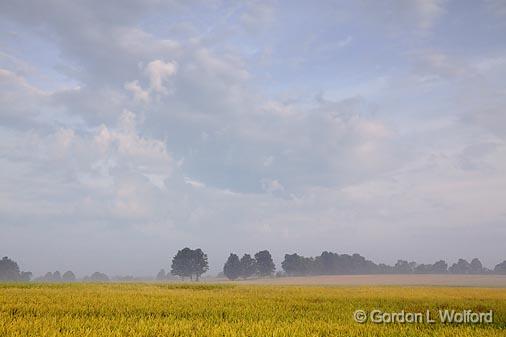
top-left (1, 283), bottom-right (505, 336)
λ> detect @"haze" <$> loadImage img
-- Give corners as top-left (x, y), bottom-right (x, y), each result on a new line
top-left (1, 1), bottom-right (505, 277)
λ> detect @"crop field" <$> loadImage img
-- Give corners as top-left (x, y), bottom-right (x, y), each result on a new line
top-left (1, 283), bottom-right (505, 337)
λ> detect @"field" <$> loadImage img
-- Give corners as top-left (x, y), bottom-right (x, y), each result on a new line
top-left (246, 274), bottom-right (506, 287)
top-left (1, 282), bottom-right (505, 336)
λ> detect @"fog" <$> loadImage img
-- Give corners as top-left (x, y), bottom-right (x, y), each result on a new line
top-left (1, 1), bottom-right (505, 277)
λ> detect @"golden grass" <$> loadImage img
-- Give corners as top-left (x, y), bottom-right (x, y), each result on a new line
top-left (1, 283), bottom-right (505, 336)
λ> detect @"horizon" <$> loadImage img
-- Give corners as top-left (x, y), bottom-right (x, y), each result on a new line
top-left (1, 1), bottom-right (506, 276)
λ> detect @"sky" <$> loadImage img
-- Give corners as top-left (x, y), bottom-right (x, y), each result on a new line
top-left (1, 0), bottom-right (505, 277)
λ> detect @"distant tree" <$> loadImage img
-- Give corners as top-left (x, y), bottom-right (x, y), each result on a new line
top-left (378, 263), bottom-right (394, 274)
top-left (20, 271), bottom-right (32, 282)
top-left (393, 260), bottom-right (415, 274)
top-left (223, 253), bottom-right (242, 280)
top-left (191, 248), bottom-right (209, 281)
top-left (494, 261), bottom-right (506, 274)
top-left (470, 258), bottom-right (483, 274)
top-left (88, 272), bottom-right (109, 282)
top-left (62, 271), bottom-right (76, 282)
top-left (449, 259), bottom-right (471, 274)
top-left (0, 257), bottom-right (21, 281)
top-left (171, 248), bottom-right (194, 280)
top-left (432, 260), bottom-right (448, 274)
top-left (319, 251), bottom-right (337, 274)
top-left (255, 250), bottom-right (275, 277)
top-left (282, 253), bottom-right (308, 276)
top-left (171, 247), bottom-right (209, 281)
top-left (156, 269), bottom-right (166, 281)
top-left (53, 271), bottom-right (62, 282)
top-left (42, 272), bottom-right (54, 282)
top-left (240, 254), bottom-right (257, 279)
top-left (414, 264), bottom-right (431, 274)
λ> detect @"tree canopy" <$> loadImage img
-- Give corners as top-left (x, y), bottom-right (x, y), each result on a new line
top-left (171, 248), bottom-right (209, 281)
top-left (223, 253), bottom-right (241, 280)
top-left (254, 250), bottom-right (275, 277)
top-left (0, 256), bottom-right (32, 281)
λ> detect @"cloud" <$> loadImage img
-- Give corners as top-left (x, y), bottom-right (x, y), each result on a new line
top-left (1, 0), bottom-right (505, 275)
top-left (124, 80), bottom-right (149, 103)
top-left (144, 60), bottom-right (177, 94)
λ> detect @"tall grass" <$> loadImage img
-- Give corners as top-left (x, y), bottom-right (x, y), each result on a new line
top-left (1, 283), bottom-right (505, 336)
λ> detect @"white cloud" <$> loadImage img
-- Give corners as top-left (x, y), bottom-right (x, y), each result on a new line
top-left (1, 0), bottom-right (505, 274)
top-left (124, 80), bottom-right (150, 103)
top-left (144, 59), bottom-right (177, 94)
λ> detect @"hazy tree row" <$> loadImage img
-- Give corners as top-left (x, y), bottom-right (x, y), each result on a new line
top-left (279, 252), bottom-right (506, 277)
top-left (0, 257), bottom-right (32, 281)
top-left (35, 270), bottom-right (76, 282)
top-left (223, 250), bottom-right (276, 280)
top-left (1, 256), bottom-right (112, 282)
top-left (3, 251), bottom-right (506, 282)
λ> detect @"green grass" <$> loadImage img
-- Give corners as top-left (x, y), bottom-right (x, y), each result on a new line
top-left (1, 283), bottom-right (505, 336)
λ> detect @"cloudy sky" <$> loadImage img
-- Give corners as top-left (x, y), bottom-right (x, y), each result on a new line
top-left (1, 0), bottom-right (505, 276)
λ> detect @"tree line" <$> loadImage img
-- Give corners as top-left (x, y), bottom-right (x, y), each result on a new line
top-left (2, 251), bottom-right (506, 282)
top-left (0, 256), bottom-right (111, 282)
top-left (222, 250), bottom-right (275, 280)
top-left (278, 252), bottom-right (506, 277)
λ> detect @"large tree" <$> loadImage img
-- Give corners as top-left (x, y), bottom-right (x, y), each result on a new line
top-left (223, 253), bottom-right (241, 280)
top-left (0, 256), bottom-right (20, 281)
top-left (494, 261), bottom-right (506, 274)
top-left (470, 258), bottom-right (483, 274)
top-left (254, 250), bottom-right (275, 277)
top-left (191, 248), bottom-right (209, 281)
top-left (449, 259), bottom-right (471, 274)
top-left (171, 247), bottom-right (209, 281)
top-left (282, 253), bottom-right (306, 276)
top-left (0, 256), bottom-right (31, 281)
top-left (240, 254), bottom-right (257, 279)
top-left (432, 260), bottom-right (448, 274)
top-left (171, 247), bottom-right (194, 280)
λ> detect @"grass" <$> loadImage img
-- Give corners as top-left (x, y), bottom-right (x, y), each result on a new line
top-left (0, 282), bottom-right (505, 336)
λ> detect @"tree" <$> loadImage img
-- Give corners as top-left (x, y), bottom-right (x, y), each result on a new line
top-left (449, 259), bottom-right (471, 274)
top-left (393, 260), bottom-right (415, 274)
top-left (43, 272), bottom-right (54, 282)
top-left (156, 269), bottom-right (166, 281)
top-left (432, 260), bottom-right (448, 274)
top-left (171, 247), bottom-right (209, 281)
top-left (62, 271), bottom-right (76, 282)
top-left (282, 253), bottom-right (306, 276)
top-left (88, 272), bottom-right (109, 282)
top-left (223, 253), bottom-right (242, 280)
top-left (240, 254), bottom-right (256, 279)
top-left (0, 257), bottom-right (21, 281)
top-left (53, 271), bottom-right (62, 282)
top-left (191, 248), bottom-right (209, 281)
top-left (171, 248), bottom-right (194, 280)
top-left (20, 271), bottom-right (32, 281)
top-left (255, 250), bottom-right (275, 277)
top-left (470, 258), bottom-right (483, 274)
top-left (494, 261), bottom-right (506, 274)
top-left (414, 264), bottom-right (431, 274)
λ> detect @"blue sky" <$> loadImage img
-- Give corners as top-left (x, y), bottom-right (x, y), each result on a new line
top-left (1, 0), bottom-right (505, 276)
